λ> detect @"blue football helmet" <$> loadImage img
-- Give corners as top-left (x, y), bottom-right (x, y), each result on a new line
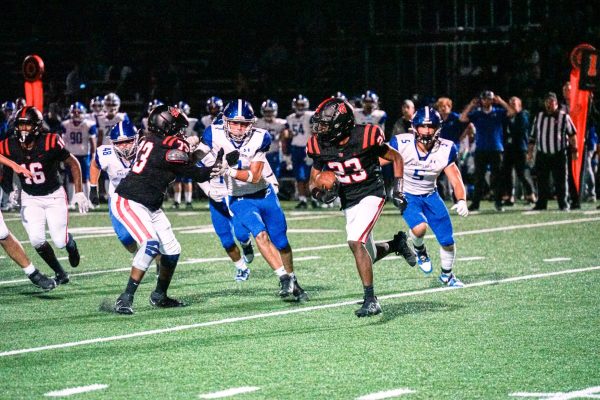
top-left (69, 102), bottom-right (87, 122)
top-left (2, 101), bottom-right (15, 112)
top-left (411, 106), bottom-right (442, 147)
top-left (90, 96), bottom-right (104, 116)
top-left (361, 90), bottom-right (379, 110)
top-left (147, 99), bottom-right (164, 115)
top-left (175, 101), bottom-right (191, 116)
top-left (109, 120), bottom-right (139, 161)
top-left (103, 92), bottom-right (121, 115)
top-left (222, 99), bottom-right (256, 143)
top-left (206, 96), bottom-right (223, 115)
top-left (333, 92), bottom-right (347, 101)
top-left (292, 95), bottom-right (310, 115)
top-left (260, 99), bottom-right (278, 120)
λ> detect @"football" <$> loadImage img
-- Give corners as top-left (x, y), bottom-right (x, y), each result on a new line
top-left (315, 170), bottom-right (338, 190)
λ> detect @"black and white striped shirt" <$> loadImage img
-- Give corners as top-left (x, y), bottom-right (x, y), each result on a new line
top-left (529, 110), bottom-right (576, 154)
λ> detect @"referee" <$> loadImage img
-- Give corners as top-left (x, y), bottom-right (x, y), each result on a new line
top-left (527, 92), bottom-right (578, 211)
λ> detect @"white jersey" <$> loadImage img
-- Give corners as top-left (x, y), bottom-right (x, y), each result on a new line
top-left (390, 133), bottom-right (457, 195)
top-left (200, 115), bottom-right (216, 130)
top-left (354, 109), bottom-right (387, 132)
top-left (203, 124), bottom-right (272, 197)
top-left (254, 117), bottom-right (286, 154)
top-left (285, 111), bottom-right (314, 147)
top-left (61, 119), bottom-right (97, 156)
top-left (94, 144), bottom-right (132, 197)
top-left (97, 113), bottom-right (129, 145)
top-left (183, 117), bottom-right (199, 138)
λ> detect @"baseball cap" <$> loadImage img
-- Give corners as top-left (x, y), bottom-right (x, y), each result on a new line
top-left (544, 91), bottom-right (558, 101)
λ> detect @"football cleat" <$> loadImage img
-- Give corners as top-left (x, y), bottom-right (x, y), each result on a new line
top-left (278, 274), bottom-right (294, 297)
top-left (292, 278), bottom-right (309, 302)
top-left (235, 267), bottom-right (251, 282)
top-left (439, 273), bottom-right (464, 288)
top-left (114, 293), bottom-right (134, 314)
top-left (149, 291), bottom-right (187, 308)
top-left (355, 297), bottom-right (382, 317)
top-left (294, 201), bottom-right (307, 209)
top-left (66, 234), bottom-right (80, 268)
top-left (185, 202), bottom-right (193, 210)
top-left (393, 231), bottom-right (417, 267)
top-left (172, 202), bottom-right (180, 209)
top-left (241, 241), bottom-right (254, 264)
top-left (28, 270), bottom-right (57, 291)
top-left (415, 246), bottom-right (433, 274)
top-left (54, 272), bottom-right (70, 285)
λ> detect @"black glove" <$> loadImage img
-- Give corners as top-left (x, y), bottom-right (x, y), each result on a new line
top-left (225, 150), bottom-right (240, 166)
top-left (392, 178), bottom-right (407, 214)
top-left (311, 180), bottom-right (339, 204)
top-left (209, 148), bottom-right (225, 178)
top-left (89, 185), bottom-right (99, 207)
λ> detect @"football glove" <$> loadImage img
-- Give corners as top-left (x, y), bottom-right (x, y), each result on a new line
top-left (209, 149), bottom-right (225, 178)
top-left (311, 180), bottom-right (339, 204)
top-left (451, 199), bottom-right (469, 217)
top-left (73, 192), bottom-right (89, 214)
top-left (89, 185), bottom-right (99, 207)
top-left (391, 178), bottom-right (407, 214)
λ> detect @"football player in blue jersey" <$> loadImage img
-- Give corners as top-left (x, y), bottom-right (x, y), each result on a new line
top-left (389, 106), bottom-right (469, 287)
top-left (206, 99), bottom-right (308, 301)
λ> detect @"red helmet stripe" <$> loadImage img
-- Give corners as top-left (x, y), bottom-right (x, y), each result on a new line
top-left (314, 98), bottom-right (332, 114)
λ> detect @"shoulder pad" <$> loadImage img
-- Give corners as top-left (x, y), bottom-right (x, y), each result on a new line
top-left (165, 149), bottom-right (189, 164)
top-left (361, 124), bottom-right (384, 150)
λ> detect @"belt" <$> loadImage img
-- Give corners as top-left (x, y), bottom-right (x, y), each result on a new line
top-left (408, 190), bottom-right (437, 198)
top-left (232, 187), bottom-right (269, 200)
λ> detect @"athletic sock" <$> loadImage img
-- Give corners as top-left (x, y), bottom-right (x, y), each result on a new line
top-left (125, 277), bottom-right (141, 296)
top-left (363, 285), bottom-right (375, 299)
top-left (23, 264), bottom-right (36, 276)
top-left (174, 191), bottom-right (182, 204)
top-left (35, 242), bottom-right (65, 275)
top-left (409, 230), bottom-right (424, 248)
top-left (184, 190), bottom-right (192, 203)
top-left (234, 257), bottom-right (247, 270)
top-left (274, 266), bottom-right (286, 277)
top-left (440, 247), bottom-right (456, 274)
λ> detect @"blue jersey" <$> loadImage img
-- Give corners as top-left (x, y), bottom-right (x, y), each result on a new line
top-left (440, 112), bottom-right (466, 145)
top-left (468, 106), bottom-right (506, 151)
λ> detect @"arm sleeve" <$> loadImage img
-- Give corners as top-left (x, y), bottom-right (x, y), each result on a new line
top-left (447, 144), bottom-right (458, 166)
top-left (201, 125), bottom-right (213, 148)
top-left (53, 134), bottom-right (71, 161)
top-left (89, 123), bottom-right (98, 137)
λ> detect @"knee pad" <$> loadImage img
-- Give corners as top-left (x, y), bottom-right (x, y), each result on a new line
top-left (0, 220), bottom-right (9, 241)
top-left (30, 236), bottom-right (47, 249)
top-left (161, 237), bottom-right (181, 256)
top-left (132, 239), bottom-right (160, 271)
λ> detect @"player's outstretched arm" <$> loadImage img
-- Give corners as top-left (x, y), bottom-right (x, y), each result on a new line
top-left (0, 154), bottom-right (33, 179)
top-left (445, 163), bottom-right (468, 217)
top-left (89, 158), bottom-right (101, 206)
top-left (380, 145), bottom-right (404, 181)
top-left (64, 155), bottom-right (89, 213)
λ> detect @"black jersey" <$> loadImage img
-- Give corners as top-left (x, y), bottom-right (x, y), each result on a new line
top-left (307, 124), bottom-right (388, 209)
top-left (0, 133), bottom-right (70, 196)
top-left (115, 134), bottom-right (212, 211)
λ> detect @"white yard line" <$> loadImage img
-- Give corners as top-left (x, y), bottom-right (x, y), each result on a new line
top-left (543, 258), bottom-right (572, 262)
top-left (198, 387), bottom-right (260, 399)
top-left (457, 256), bottom-right (486, 261)
top-left (1, 265), bottom-right (598, 358)
top-left (44, 384), bottom-right (108, 397)
top-left (510, 386), bottom-right (600, 399)
top-left (356, 388), bottom-right (416, 400)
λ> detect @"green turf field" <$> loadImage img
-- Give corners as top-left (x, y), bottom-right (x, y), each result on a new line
top-left (1, 200), bottom-right (599, 399)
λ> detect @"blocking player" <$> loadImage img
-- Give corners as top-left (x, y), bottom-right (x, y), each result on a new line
top-left (0, 154), bottom-right (56, 290)
top-left (89, 120), bottom-right (139, 254)
top-left (110, 105), bottom-right (219, 314)
top-left (0, 106), bottom-right (88, 285)
top-left (207, 99), bottom-right (308, 301)
top-left (307, 98), bottom-right (415, 317)
top-left (389, 106), bottom-right (468, 288)
top-left (61, 102), bottom-right (97, 207)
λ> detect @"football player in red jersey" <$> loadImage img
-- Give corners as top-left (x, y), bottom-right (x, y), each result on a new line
top-left (110, 105), bottom-right (220, 314)
top-left (307, 98), bottom-right (416, 317)
top-left (0, 106), bottom-right (88, 286)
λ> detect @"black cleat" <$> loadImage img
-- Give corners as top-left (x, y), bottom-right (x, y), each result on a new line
top-left (294, 201), bottom-right (307, 210)
top-left (393, 231), bottom-right (417, 267)
top-left (278, 274), bottom-right (294, 298)
top-left (66, 234), bottom-right (80, 268)
top-left (54, 272), bottom-right (70, 285)
top-left (28, 270), bottom-right (57, 291)
top-left (114, 293), bottom-right (134, 314)
top-left (185, 202), bottom-right (193, 210)
top-left (355, 297), bottom-right (382, 317)
top-left (241, 241), bottom-right (254, 264)
top-left (292, 278), bottom-right (309, 302)
top-left (149, 291), bottom-right (187, 308)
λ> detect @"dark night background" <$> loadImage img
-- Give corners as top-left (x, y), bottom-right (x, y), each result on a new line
top-left (1, 0), bottom-right (599, 124)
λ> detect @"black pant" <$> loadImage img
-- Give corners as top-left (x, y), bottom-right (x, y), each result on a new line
top-left (567, 150), bottom-right (580, 207)
top-left (535, 151), bottom-right (568, 210)
top-left (471, 150), bottom-right (503, 207)
top-left (500, 146), bottom-right (534, 198)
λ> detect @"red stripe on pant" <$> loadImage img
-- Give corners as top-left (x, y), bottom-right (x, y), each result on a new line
top-left (62, 187), bottom-right (69, 245)
top-left (358, 197), bottom-right (386, 243)
top-left (115, 196), bottom-right (150, 243)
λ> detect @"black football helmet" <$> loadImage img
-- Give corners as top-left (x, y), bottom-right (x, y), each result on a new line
top-left (147, 104), bottom-right (189, 137)
top-left (15, 106), bottom-right (44, 145)
top-left (310, 98), bottom-right (355, 144)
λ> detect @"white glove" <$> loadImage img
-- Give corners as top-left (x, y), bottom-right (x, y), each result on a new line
top-left (73, 192), bottom-right (89, 214)
top-left (185, 136), bottom-right (200, 148)
top-left (451, 199), bottom-right (469, 217)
